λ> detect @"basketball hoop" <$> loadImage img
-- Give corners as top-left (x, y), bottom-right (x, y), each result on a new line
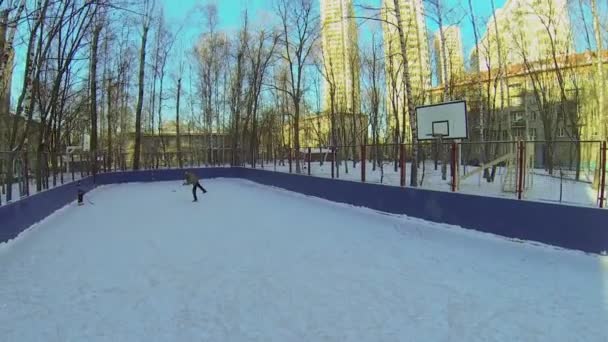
top-left (416, 101), bottom-right (468, 141)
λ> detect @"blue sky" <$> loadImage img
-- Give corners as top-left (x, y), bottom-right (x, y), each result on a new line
top-left (155, 0), bottom-right (509, 103)
top-left (161, 0), bottom-right (508, 59)
top-left (9, 0), bottom-right (511, 111)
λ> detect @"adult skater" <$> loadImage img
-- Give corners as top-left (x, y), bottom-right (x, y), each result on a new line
top-left (184, 171), bottom-right (207, 202)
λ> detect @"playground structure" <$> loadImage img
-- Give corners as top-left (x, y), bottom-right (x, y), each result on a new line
top-left (459, 141), bottom-right (535, 198)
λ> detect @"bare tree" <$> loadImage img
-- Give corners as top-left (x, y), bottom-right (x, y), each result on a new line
top-left (316, 41), bottom-right (339, 175)
top-left (132, 0), bottom-right (154, 170)
top-left (176, 75), bottom-right (182, 167)
top-left (90, 4), bottom-right (103, 177)
top-left (362, 30), bottom-right (383, 171)
top-left (425, 0), bottom-right (448, 101)
top-left (467, 0), bottom-right (487, 169)
top-left (275, 0), bottom-right (319, 174)
top-left (197, 3), bottom-right (220, 165)
top-left (229, 12), bottom-right (249, 166)
top-left (244, 29), bottom-right (278, 167)
top-left (154, 12), bottom-right (178, 162)
top-left (389, 0), bottom-right (420, 186)
top-left (0, 0), bottom-right (26, 150)
top-left (490, 0), bottom-right (509, 135)
top-left (589, 0), bottom-right (605, 139)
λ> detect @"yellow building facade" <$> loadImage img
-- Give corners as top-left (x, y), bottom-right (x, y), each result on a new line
top-left (430, 51), bottom-right (608, 169)
top-left (283, 113), bottom-right (368, 148)
top-left (434, 26), bottom-right (465, 85)
top-left (382, 0), bottom-right (431, 143)
top-left (320, 0), bottom-right (360, 114)
top-left (472, 0), bottom-right (572, 73)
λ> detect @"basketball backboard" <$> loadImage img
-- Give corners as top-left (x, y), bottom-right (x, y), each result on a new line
top-left (416, 101), bottom-right (468, 141)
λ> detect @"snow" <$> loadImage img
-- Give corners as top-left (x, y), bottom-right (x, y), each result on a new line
top-left (1, 179), bottom-right (607, 341)
top-left (258, 161), bottom-right (605, 208)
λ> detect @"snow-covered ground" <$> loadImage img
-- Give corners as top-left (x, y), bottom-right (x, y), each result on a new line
top-left (257, 161), bottom-right (605, 208)
top-left (1, 179), bottom-right (607, 341)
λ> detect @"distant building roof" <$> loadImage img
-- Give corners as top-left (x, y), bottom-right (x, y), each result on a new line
top-left (443, 50), bottom-right (608, 91)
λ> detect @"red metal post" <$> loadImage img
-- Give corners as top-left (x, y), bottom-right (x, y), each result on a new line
top-left (307, 147), bottom-right (311, 176)
top-left (517, 141), bottom-right (524, 200)
top-left (522, 142), bottom-right (527, 191)
top-left (599, 141), bottom-right (606, 208)
top-left (400, 144), bottom-right (406, 187)
top-left (451, 142), bottom-right (457, 192)
top-left (361, 145), bottom-right (366, 183)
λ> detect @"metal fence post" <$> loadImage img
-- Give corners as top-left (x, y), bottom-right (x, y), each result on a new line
top-left (361, 145), bottom-right (366, 183)
top-left (522, 141), bottom-right (527, 192)
top-left (331, 146), bottom-right (335, 179)
top-left (23, 151), bottom-right (29, 196)
top-left (599, 141), bottom-right (607, 208)
top-left (70, 154), bottom-right (75, 181)
top-left (307, 147), bottom-right (311, 176)
top-left (451, 142), bottom-right (457, 192)
top-left (288, 148), bottom-right (293, 174)
top-left (517, 141), bottom-right (525, 200)
top-left (400, 144), bottom-right (406, 187)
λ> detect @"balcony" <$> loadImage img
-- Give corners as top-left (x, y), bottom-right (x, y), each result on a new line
top-left (511, 118), bottom-right (526, 128)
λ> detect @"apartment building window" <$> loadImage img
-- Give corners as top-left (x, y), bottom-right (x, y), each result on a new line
top-left (510, 96), bottom-right (523, 107)
top-left (509, 83), bottom-right (522, 95)
top-left (566, 87), bottom-right (579, 100)
top-left (558, 127), bottom-right (566, 138)
top-left (531, 111), bottom-right (538, 121)
top-left (529, 128), bottom-right (537, 140)
top-left (510, 111), bottom-right (525, 122)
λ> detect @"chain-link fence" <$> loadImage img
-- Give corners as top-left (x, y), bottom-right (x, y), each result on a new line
top-left (0, 151), bottom-right (89, 206)
top-left (3, 141), bottom-right (606, 208)
top-left (0, 148), bottom-right (237, 207)
top-left (242, 140), bottom-right (608, 209)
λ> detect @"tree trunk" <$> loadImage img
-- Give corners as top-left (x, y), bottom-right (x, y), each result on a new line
top-left (157, 70), bottom-right (165, 165)
top-left (90, 24), bottom-right (101, 177)
top-left (107, 79), bottom-right (113, 170)
top-left (0, 2), bottom-right (26, 131)
top-left (467, 0), bottom-right (487, 178)
top-left (590, 0), bottom-right (605, 139)
top-left (176, 78), bottom-right (182, 168)
top-left (0, 10), bottom-right (9, 150)
top-left (392, 0), bottom-right (418, 186)
top-left (133, 23), bottom-right (149, 170)
top-left (294, 102), bottom-right (301, 174)
top-left (490, 0), bottom-right (509, 135)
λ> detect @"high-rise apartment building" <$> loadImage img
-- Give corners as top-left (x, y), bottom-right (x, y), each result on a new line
top-left (472, 0), bottom-right (572, 72)
top-left (382, 0), bottom-right (431, 141)
top-left (320, 0), bottom-right (360, 114)
top-left (434, 26), bottom-right (464, 85)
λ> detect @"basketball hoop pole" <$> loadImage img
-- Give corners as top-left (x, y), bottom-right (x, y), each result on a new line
top-left (427, 133), bottom-right (449, 182)
top-left (450, 140), bottom-right (462, 192)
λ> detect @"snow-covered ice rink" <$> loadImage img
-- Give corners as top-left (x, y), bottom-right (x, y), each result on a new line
top-left (1, 179), bottom-right (607, 341)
